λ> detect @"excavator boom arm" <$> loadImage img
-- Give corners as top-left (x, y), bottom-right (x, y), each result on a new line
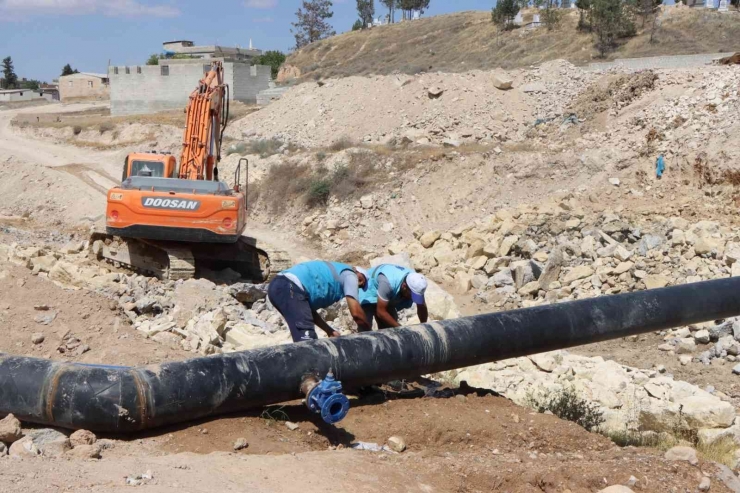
top-left (179, 61), bottom-right (229, 181)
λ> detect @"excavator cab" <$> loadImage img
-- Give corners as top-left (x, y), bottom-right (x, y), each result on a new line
top-left (122, 152), bottom-right (177, 181)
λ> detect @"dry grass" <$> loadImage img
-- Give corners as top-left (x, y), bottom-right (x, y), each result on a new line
top-left (285, 9), bottom-right (740, 81)
top-left (11, 100), bottom-right (259, 132)
top-left (252, 148), bottom-right (418, 213)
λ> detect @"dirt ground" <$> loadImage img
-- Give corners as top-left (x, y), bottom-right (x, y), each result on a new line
top-left (0, 249), bottom-right (731, 492)
top-left (2, 84), bottom-right (739, 491)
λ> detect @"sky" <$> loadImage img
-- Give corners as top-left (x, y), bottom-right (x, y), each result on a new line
top-left (0, 0), bottom-right (499, 83)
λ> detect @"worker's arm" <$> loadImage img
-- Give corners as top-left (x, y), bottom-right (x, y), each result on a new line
top-left (311, 310), bottom-right (341, 338)
top-left (376, 297), bottom-right (401, 329)
top-left (417, 303), bottom-right (429, 324)
top-left (346, 297), bottom-right (371, 332)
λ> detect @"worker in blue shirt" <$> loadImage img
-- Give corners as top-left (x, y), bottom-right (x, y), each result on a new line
top-left (360, 264), bottom-right (429, 330)
top-left (267, 260), bottom-right (370, 342)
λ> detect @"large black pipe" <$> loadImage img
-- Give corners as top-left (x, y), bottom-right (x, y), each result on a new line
top-left (2, 277), bottom-right (740, 432)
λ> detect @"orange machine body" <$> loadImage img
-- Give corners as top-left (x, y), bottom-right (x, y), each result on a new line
top-left (105, 62), bottom-right (244, 244)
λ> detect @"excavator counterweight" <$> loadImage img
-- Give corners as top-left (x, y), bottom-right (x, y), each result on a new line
top-left (92, 61), bottom-right (290, 281)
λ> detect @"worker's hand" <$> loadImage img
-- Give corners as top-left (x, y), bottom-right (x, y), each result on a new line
top-left (326, 328), bottom-right (341, 338)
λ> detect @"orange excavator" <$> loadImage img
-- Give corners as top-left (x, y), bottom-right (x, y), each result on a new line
top-left (91, 61), bottom-right (289, 280)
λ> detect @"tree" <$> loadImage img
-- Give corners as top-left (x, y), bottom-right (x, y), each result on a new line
top-left (257, 50), bottom-right (287, 79)
top-left (19, 79), bottom-right (40, 90)
top-left (61, 64), bottom-right (79, 76)
top-left (541, 0), bottom-right (563, 30)
top-left (576, 0), bottom-right (592, 31)
top-left (2, 57), bottom-right (18, 89)
top-left (591, 0), bottom-right (634, 57)
top-left (352, 19), bottom-right (365, 30)
top-left (380, 0), bottom-right (396, 23)
top-left (357, 0), bottom-right (374, 27)
top-left (492, 0), bottom-right (520, 31)
top-left (146, 54), bottom-right (160, 66)
top-left (291, 0), bottom-right (336, 49)
top-left (637, 0), bottom-right (662, 27)
top-left (399, 0), bottom-right (430, 20)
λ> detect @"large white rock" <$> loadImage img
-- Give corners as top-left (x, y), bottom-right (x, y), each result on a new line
top-left (563, 265), bottom-right (594, 284)
top-left (677, 394), bottom-right (735, 429)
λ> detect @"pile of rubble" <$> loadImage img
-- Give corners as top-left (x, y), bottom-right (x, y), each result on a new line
top-left (449, 350), bottom-right (740, 445)
top-left (389, 196), bottom-right (738, 310)
top-left (0, 241), bottom-right (292, 354)
top-left (0, 239), bottom-right (462, 354)
top-left (228, 65), bottom-right (584, 148)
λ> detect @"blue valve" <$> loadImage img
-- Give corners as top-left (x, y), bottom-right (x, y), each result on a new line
top-left (305, 370), bottom-right (350, 424)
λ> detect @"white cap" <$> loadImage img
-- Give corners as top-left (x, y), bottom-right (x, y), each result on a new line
top-left (406, 272), bottom-right (427, 305)
top-left (355, 266), bottom-right (369, 281)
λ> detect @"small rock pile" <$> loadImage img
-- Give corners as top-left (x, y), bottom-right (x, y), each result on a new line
top-left (0, 413), bottom-right (105, 459)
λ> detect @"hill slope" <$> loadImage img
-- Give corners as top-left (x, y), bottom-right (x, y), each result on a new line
top-left (284, 8), bottom-right (740, 80)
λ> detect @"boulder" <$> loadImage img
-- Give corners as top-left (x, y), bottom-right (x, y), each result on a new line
top-left (694, 330), bottom-right (711, 345)
top-left (498, 236), bottom-right (519, 257)
top-left (664, 446), bottom-right (698, 465)
top-left (425, 280), bottom-right (461, 320)
top-left (70, 429), bottom-right (97, 447)
top-left (26, 428), bottom-right (71, 458)
top-left (419, 231), bottom-right (441, 249)
top-left (360, 195), bottom-right (374, 209)
top-left (30, 255), bottom-right (57, 273)
top-left (678, 394), bottom-right (735, 429)
top-left (598, 487), bottom-right (634, 493)
top-left (563, 265), bottom-right (594, 284)
top-left (492, 72), bottom-right (513, 90)
top-left (230, 283), bottom-right (267, 304)
top-left (466, 240), bottom-right (486, 259)
top-left (538, 248), bottom-right (564, 290)
top-left (0, 413), bottom-right (23, 444)
top-left (9, 436), bottom-right (39, 458)
top-left (644, 275), bottom-right (669, 290)
top-left (491, 269), bottom-right (514, 287)
top-left (64, 443), bottom-right (102, 459)
top-left (512, 263), bottom-right (534, 289)
top-left (517, 281), bottom-right (540, 296)
top-left (48, 261), bottom-right (82, 287)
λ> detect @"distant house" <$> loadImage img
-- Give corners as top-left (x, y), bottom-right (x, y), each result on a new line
top-left (0, 88), bottom-right (53, 103)
top-left (58, 72), bottom-right (110, 102)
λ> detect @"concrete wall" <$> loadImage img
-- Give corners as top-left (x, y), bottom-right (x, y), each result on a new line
top-left (59, 74), bottom-right (110, 102)
top-left (110, 61), bottom-right (271, 116)
top-left (587, 52), bottom-right (727, 72)
top-left (231, 64), bottom-right (271, 103)
top-left (0, 90), bottom-right (49, 102)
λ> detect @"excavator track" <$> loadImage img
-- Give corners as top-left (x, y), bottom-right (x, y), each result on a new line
top-left (89, 231), bottom-right (290, 282)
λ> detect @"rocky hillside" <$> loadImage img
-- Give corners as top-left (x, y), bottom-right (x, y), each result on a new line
top-left (282, 8), bottom-right (740, 81)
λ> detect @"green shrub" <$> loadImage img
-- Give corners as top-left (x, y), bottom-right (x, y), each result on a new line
top-left (307, 178), bottom-right (332, 206)
top-left (527, 386), bottom-right (605, 433)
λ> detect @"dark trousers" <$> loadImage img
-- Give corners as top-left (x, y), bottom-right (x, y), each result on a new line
top-left (362, 303), bottom-right (398, 330)
top-left (267, 276), bottom-right (317, 342)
